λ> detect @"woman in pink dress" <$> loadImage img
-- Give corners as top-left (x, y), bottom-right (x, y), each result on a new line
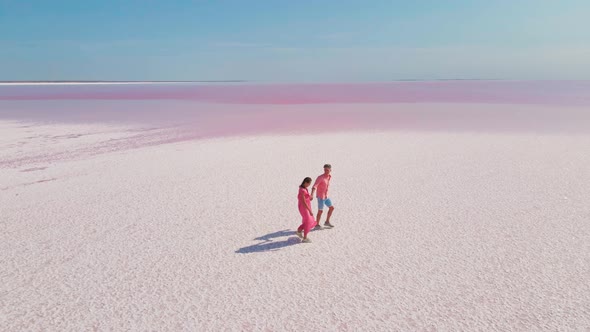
top-left (296, 177), bottom-right (317, 243)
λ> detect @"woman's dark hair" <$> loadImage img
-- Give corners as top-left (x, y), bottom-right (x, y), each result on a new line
top-left (300, 177), bottom-right (312, 188)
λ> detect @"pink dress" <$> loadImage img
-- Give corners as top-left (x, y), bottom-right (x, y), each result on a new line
top-left (297, 187), bottom-right (317, 234)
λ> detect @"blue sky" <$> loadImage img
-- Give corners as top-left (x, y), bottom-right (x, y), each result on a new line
top-left (1, 0), bottom-right (589, 81)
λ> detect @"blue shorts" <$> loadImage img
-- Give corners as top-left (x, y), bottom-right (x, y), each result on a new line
top-left (317, 197), bottom-right (333, 211)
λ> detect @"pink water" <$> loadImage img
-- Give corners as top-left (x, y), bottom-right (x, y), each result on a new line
top-left (1, 81), bottom-right (590, 137)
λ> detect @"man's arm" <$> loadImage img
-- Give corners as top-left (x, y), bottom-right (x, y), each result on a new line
top-left (310, 177), bottom-right (320, 200)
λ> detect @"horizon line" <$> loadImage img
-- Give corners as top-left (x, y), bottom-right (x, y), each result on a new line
top-left (1, 79), bottom-right (589, 86)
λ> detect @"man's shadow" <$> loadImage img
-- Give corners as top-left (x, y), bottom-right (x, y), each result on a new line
top-left (235, 229), bottom-right (301, 254)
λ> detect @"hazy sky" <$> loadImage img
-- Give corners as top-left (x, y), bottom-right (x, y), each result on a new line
top-left (1, 0), bottom-right (589, 81)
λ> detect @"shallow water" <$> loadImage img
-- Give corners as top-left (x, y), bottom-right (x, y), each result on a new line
top-left (1, 81), bottom-right (589, 138)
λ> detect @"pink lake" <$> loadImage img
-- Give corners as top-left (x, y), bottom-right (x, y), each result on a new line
top-left (1, 81), bottom-right (590, 138)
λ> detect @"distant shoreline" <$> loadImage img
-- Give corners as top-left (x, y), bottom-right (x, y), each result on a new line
top-left (0, 79), bottom-right (499, 83)
top-left (0, 80), bottom-right (248, 86)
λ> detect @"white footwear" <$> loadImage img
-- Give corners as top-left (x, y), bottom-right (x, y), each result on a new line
top-left (296, 230), bottom-right (303, 239)
top-left (301, 238), bottom-right (312, 243)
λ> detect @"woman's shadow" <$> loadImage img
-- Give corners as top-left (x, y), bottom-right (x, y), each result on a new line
top-left (235, 229), bottom-right (301, 254)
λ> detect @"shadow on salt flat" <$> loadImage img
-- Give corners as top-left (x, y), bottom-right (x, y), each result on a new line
top-left (236, 229), bottom-right (300, 254)
top-left (254, 229), bottom-right (296, 241)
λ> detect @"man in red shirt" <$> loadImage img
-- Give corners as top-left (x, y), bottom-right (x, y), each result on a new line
top-left (311, 164), bottom-right (335, 229)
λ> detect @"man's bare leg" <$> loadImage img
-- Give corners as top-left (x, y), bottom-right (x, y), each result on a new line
top-left (316, 210), bottom-right (323, 228)
top-left (325, 206), bottom-right (335, 225)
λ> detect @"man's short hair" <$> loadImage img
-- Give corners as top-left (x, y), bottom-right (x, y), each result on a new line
top-left (323, 164), bottom-right (332, 169)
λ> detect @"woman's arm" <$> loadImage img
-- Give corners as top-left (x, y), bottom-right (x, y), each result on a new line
top-left (299, 190), bottom-right (313, 215)
top-left (304, 199), bottom-right (313, 215)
